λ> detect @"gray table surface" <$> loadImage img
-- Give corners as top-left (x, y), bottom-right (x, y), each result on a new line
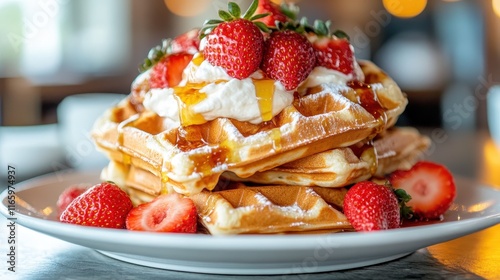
top-left (1, 129), bottom-right (499, 279)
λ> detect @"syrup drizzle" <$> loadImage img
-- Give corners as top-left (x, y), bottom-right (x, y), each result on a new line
top-left (346, 80), bottom-right (388, 130)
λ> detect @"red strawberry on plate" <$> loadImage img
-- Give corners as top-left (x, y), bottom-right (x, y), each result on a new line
top-left (343, 181), bottom-right (401, 231)
top-left (201, 0), bottom-right (268, 79)
top-left (389, 161), bottom-right (456, 220)
top-left (149, 52), bottom-right (193, 89)
top-left (255, 0), bottom-right (288, 28)
top-left (126, 193), bottom-right (197, 233)
top-left (60, 182), bottom-right (133, 229)
top-left (57, 185), bottom-right (88, 212)
top-left (261, 30), bottom-right (316, 90)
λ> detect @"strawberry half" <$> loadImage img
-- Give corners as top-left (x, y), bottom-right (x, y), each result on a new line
top-left (171, 28), bottom-right (200, 54)
top-left (312, 37), bottom-right (356, 76)
top-left (57, 185), bottom-right (89, 213)
top-left (343, 181), bottom-right (401, 231)
top-left (255, 0), bottom-right (288, 28)
top-left (126, 193), bottom-right (197, 233)
top-left (60, 182), bottom-right (133, 229)
top-left (149, 52), bottom-right (193, 89)
top-left (201, 0), bottom-right (269, 80)
top-left (261, 30), bottom-right (316, 90)
top-left (389, 161), bottom-right (456, 220)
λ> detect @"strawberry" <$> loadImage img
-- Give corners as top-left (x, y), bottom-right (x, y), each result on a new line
top-left (389, 161), bottom-right (456, 220)
top-left (261, 30), bottom-right (316, 90)
top-left (201, 0), bottom-right (268, 79)
top-left (171, 28), bottom-right (200, 54)
top-left (60, 182), bottom-right (133, 229)
top-left (255, 0), bottom-right (288, 28)
top-left (305, 19), bottom-right (356, 77)
top-left (149, 52), bottom-right (193, 89)
top-left (312, 37), bottom-right (356, 76)
top-left (57, 185), bottom-right (88, 212)
top-left (343, 181), bottom-right (401, 231)
top-left (126, 193), bottom-right (197, 233)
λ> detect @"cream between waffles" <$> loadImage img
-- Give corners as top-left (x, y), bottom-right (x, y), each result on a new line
top-left (91, 0), bottom-right (429, 234)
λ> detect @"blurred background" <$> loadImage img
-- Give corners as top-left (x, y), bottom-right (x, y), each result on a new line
top-left (1, 0), bottom-right (500, 182)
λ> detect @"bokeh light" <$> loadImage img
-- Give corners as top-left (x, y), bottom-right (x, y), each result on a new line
top-left (164, 0), bottom-right (210, 17)
top-left (383, 0), bottom-right (428, 18)
top-left (493, 0), bottom-right (500, 17)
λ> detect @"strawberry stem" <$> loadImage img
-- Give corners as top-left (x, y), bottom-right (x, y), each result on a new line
top-left (394, 188), bottom-right (414, 220)
top-left (228, 2), bottom-right (241, 18)
top-left (242, 0), bottom-right (259, 20)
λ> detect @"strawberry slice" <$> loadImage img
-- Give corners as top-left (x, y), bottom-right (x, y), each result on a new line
top-left (149, 52), bottom-right (193, 89)
top-left (126, 193), bottom-right (197, 233)
top-left (389, 161), bottom-right (456, 220)
top-left (255, 0), bottom-right (288, 28)
top-left (171, 28), bottom-right (200, 54)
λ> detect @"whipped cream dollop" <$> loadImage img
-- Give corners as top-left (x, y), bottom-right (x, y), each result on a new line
top-left (139, 52), bottom-right (365, 130)
top-left (142, 54), bottom-right (294, 129)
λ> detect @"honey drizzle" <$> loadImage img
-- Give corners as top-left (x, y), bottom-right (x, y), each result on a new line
top-left (174, 83), bottom-right (207, 126)
top-left (253, 79), bottom-right (275, 122)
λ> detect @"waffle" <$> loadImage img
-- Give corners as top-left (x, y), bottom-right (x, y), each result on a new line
top-left (223, 127), bottom-right (430, 187)
top-left (92, 60), bottom-right (407, 195)
top-left (191, 184), bottom-right (351, 235)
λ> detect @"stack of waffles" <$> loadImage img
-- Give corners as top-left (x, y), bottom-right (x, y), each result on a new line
top-left (91, 0), bottom-right (432, 235)
top-left (92, 57), bottom-right (430, 234)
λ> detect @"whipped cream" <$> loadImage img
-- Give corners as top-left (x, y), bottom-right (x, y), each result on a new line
top-left (300, 66), bottom-right (352, 90)
top-left (143, 79), bottom-right (293, 129)
top-left (143, 54), bottom-right (294, 129)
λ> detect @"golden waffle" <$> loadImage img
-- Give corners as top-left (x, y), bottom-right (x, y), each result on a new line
top-left (223, 127), bottom-right (430, 187)
top-left (190, 184), bottom-right (351, 235)
top-left (92, 60), bottom-right (407, 195)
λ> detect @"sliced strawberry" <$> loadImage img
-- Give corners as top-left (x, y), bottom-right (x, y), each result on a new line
top-left (149, 52), bottom-right (193, 89)
top-left (312, 37), bottom-right (356, 76)
top-left (57, 185), bottom-right (88, 212)
top-left (255, 0), bottom-right (288, 28)
top-left (171, 28), bottom-right (200, 54)
top-left (60, 182), bottom-right (133, 229)
top-left (261, 30), bottom-right (316, 90)
top-left (126, 193), bottom-right (197, 233)
top-left (343, 181), bottom-right (401, 231)
top-left (389, 161), bottom-right (456, 220)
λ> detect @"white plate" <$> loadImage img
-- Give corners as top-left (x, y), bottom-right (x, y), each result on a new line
top-left (1, 171), bottom-right (500, 275)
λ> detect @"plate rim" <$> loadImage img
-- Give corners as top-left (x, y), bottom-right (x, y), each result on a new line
top-left (1, 170), bottom-right (500, 274)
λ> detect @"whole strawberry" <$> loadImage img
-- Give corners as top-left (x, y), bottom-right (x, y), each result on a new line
top-left (261, 30), bottom-right (316, 90)
top-left (60, 182), bottom-right (133, 229)
top-left (343, 181), bottom-right (401, 231)
top-left (201, 0), bottom-right (269, 79)
top-left (309, 20), bottom-right (356, 77)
